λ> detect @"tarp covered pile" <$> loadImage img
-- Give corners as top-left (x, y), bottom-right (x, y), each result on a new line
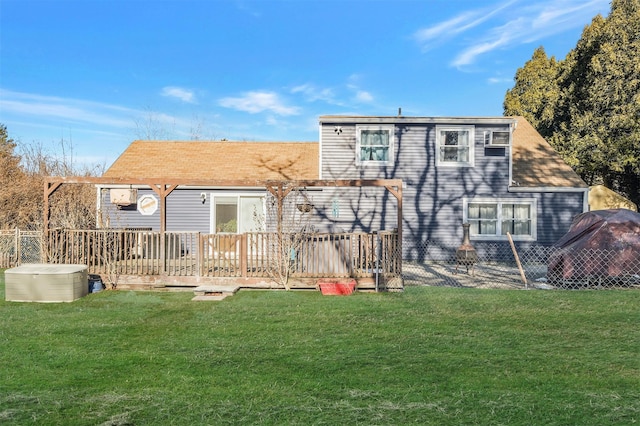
top-left (547, 209), bottom-right (640, 282)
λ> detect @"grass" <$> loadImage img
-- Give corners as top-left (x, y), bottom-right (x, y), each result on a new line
top-left (0, 271), bottom-right (639, 425)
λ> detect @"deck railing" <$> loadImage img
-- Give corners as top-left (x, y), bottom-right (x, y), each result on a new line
top-left (44, 229), bottom-right (401, 280)
top-left (201, 231), bottom-right (395, 278)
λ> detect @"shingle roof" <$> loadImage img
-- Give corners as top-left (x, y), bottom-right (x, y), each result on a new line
top-left (511, 116), bottom-right (587, 189)
top-left (588, 185), bottom-right (637, 211)
top-left (104, 117), bottom-right (586, 190)
top-left (103, 141), bottom-right (319, 181)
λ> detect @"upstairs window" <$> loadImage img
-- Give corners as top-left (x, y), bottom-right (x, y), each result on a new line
top-left (484, 130), bottom-right (511, 146)
top-left (464, 198), bottom-right (536, 241)
top-left (436, 125), bottom-right (475, 167)
top-left (356, 125), bottom-right (393, 165)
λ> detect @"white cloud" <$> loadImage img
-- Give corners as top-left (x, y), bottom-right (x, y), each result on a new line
top-left (452, 21), bottom-right (518, 67)
top-left (355, 91), bottom-right (374, 103)
top-left (414, 0), bottom-right (609, 68)
top-left (291, 84), bottom-right (337, 104)
top-left (218, 91), bottom-right (300, 115)
top-left (161, 86), bottom-right (196, 103)
top-left (0, 88), bottom-right (197, 144)
top-left (534, 0), bottom-right (606, 28)
top-left (344, 75), bottom-right (375, 104)
top-left (235, 1), bottom-right (262, 18)
top-left (0, 89), bottom-right (135, 128)
top-left (413, 11), bottom-right (485, 46)
top-left (488, 76), bottom-right (513, 84)
top-left (413, 1), bottom-right (516, 50)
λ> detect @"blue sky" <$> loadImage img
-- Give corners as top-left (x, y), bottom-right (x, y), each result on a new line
top-left (0, 0), bottom-right (611, 168)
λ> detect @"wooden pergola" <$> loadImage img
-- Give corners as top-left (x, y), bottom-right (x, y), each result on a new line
top-left (44, 177), bottom-right (403, 256)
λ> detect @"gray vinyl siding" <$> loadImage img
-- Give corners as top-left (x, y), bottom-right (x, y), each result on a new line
top-left (166, 189), bottom-right (212, 232)
top-left (534, 191), bottom-right (584, 245)
top-left (320, 120), bottom-right (584, 254)
top-left (305, 186), bottom-right (399, 234)
top-left (101, 188), bottom-right (211, 232)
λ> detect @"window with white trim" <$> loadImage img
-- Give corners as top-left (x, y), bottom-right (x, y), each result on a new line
top-left (211, 194), bottom-right (265, 234)
top-left (356, 125), bottom-right (393, 165)
top-left (436, 125), bottom-right (474, 167)
top-left (464, 198), bottom-right (536, 240)
top-left (484, 130), bottom-right (511, 146)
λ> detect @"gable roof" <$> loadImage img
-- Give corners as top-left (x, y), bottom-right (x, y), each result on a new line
top-left (104, 117), bottom-right (585, 190)
top-left (103, 141), bottom-right (319, 181)
top-left (589, 185), bottom-right (637, 211)
top-left (511, 116), bottom-right (587, 189)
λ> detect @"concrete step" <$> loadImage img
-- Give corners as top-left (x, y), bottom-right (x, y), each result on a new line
top-left (192, 285), bottom-right (240, 300)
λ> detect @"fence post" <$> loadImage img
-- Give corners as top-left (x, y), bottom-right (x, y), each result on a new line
top-left (240, 233), bottom-right (248, 278)
top-left (374, 231), bottom-right (380, 292)
top-left (196, 232), bottom-right (201, 278)
top-left (14, 228), bottom-right (20, 266)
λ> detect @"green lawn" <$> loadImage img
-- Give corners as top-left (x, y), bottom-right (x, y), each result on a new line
top-left (1, 272), bottom-right (638, 425)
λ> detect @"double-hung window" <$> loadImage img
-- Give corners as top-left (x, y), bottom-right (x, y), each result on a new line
top-left (436, 125), bottom-right (475, 167)
top-left (464, 198), bottom-right (536, 240)
top-left (356, 125), bottom-right (393, 165)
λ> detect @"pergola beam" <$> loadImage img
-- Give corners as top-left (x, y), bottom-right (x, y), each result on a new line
top-left (43, 177), bottom-right (403, 245)
top-left (45, 177), bottom-right (402, 188)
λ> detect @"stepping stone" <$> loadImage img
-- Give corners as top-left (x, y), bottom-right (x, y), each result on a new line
top-left (192, 285), bottom-right (240, 301)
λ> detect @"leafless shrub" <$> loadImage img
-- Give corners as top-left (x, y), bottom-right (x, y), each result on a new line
top-left (253, 187), bottom-right (316, 290)
top-left (0, 133), bottom-right (102, 230)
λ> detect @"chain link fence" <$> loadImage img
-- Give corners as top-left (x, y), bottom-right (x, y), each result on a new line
top-left (0, 229), bottom-right (43, 268)
top-left (3, 230), bottom-right (639, 291)
top-left (403, 241), bottom-right (640, 290)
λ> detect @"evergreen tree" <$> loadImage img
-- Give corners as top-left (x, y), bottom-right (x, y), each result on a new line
top-left (503, 47), bottom-right (560, 138)
top-left (505, 0), bottom-right (640, 207)
top-left (0, 124), bottom-right (19, 175)
top-left (555, 0), bottom-right (640, 206)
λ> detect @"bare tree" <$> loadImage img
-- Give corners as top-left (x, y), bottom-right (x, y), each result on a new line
top-left (254, 187), bottom-right (316, 290)
top-left (132, 106), bottom-right (176, 140)
top-left (20, 138), bottom-right (100, 230)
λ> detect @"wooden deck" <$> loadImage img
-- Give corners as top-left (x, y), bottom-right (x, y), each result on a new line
top-left (44, 229), bottom-right (403, 291)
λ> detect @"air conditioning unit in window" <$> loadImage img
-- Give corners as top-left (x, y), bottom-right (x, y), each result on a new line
top-left (484, 131), bottom-right (511, 146)
top-left (110, 188), bottom-right (138, 205)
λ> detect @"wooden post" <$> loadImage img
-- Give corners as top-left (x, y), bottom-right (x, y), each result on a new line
top-left (196, 232), bottom-right (202, 278)
top-left (240, 233), bottom-right (248, 278)
top-left (148, 183), bottom-right (178, 274)
top-left (507, 232), bottom-right (528, 288)
top-left (385, 182), bottom-right (403, 277)
top-left (43, 180), bottom-right (62, 238)
top-left (14, 228), bottom-right (19, 266)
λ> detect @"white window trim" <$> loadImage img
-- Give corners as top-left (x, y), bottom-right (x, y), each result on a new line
top-left (209, 191), bottom-right (266, 234)
top-left (484, 130), bottom-right (511, 146)
top-left (463, 197), bottom-right (537, 241)
top-left (435, 125), bottom-right (475, 167)
top-left (355, 124), bottom-right (394, 166)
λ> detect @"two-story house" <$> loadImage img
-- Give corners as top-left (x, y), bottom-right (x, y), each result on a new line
top-left (99, 115), bottom-right (588, 260)
top-left (317, 114), bottom-right (588, 259)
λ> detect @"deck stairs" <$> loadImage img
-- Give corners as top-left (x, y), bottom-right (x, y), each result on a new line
top-left (192, 285), bottom-right (240, 301)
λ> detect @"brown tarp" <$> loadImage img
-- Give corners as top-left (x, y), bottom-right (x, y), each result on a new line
top-left (548, 209), bottom-right (640, 280)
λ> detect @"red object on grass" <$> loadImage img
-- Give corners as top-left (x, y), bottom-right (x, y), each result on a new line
top-left (318, 279), bottom-right (357, 295)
